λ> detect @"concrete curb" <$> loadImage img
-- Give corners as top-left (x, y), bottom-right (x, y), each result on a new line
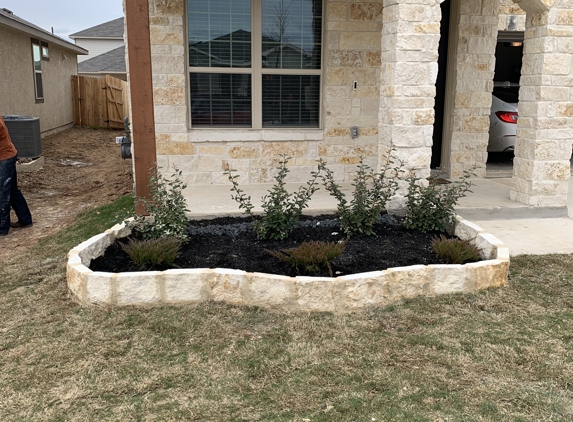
top-left (66, 216), bottom-right (509, 312)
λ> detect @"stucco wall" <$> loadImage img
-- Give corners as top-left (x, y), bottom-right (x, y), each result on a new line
top-left (0, 25), bottom-right (78, 133)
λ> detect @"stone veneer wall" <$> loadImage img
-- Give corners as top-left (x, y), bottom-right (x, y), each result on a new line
top-left (378, 0), bottom-right (443, 213)
top-left (447, 0), bottom-right (501, 179)
top-left (323, 2), bottom-right (383, 174)
top-left (499, 0), bottom-right (527, 31)
top-left (139, 0), bottom-right (554, 192)
top-left (67, 216), bottom-right (510, 312)
top-left (147, 0), bottom-right (385, 186)
top-left (510, 0), bottom-right (573, 206)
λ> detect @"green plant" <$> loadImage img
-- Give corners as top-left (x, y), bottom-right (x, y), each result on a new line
top-left (404, 169), bottom-right (474, 233)
top-left (318, 154), bottom-right (402, 237)
top-left (432, 235), bottom-right (481, 264)
top-left (269, 240), bottom-right (346, 276)
top-left (128, 165), bottom-right (190, 242)
top-left (224, 155), bottom-right (320, 240)
top-left (120, 237), bottom-right (182, 270)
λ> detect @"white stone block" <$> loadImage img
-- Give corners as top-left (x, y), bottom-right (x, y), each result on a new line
top-left (67, 253), bottom-right (82, 266)
top-left (294, 277), bottom-right (337, 312)
top-left (247, 273), bottom-right (294, 307)
top-left (475, 233), bottom-right (505, 260)
top-left (77, 233), bottom-right (111, 266)
top-left (165, 269), bottom-right (208, 302)
top-left (454, 217), bottom-right (485, 241)
top-left (67, 264), bottom-right (90, 301)
top-left (428, 264), bottom-right (471, 295)
top-left (107, 222), bottom-right (131, 240)
top-left (117, 272), bottom-right (162, 305)
top-left (209, 269), bottom-right (246, 305)
top-left (342, 271), bottom-right (391, 310)
top-left (496, 246), bottom-right (510, 260)
top-left (86, 272), bottom-right (113, 304)
top-left (466, 260), bottom-right (509, 290)
top-left (387, 265), bottom-right (429, 301)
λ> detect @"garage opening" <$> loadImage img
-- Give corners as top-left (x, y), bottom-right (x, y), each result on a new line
top-left (431, 0), bottom-right (451, 169)
top-left (486, 31), bottom-right (524, 176)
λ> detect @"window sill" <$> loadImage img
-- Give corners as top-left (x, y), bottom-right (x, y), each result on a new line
top-left (187, 128), bottom-right (324, 143)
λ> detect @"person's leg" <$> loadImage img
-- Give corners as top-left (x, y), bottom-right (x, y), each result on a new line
top-left (10, 161), bottom-right (32, 226)
top-left (0, 156), bottom-right (16, 235)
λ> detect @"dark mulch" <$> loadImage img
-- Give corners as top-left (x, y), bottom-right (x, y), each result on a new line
top-left (90, 214), bottom-right (458, 277)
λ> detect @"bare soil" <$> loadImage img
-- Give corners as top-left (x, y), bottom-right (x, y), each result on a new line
top-left (91, 216), bottom-right (458, 277)
top-left (0, 126), bottom-right (133, 258)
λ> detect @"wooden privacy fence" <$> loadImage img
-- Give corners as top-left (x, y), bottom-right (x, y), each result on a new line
top-left (71, 75), bottom-right (130, 129)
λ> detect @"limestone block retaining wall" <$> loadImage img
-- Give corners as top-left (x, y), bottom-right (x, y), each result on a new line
top-left (67, 216), bottom-right (509, 312)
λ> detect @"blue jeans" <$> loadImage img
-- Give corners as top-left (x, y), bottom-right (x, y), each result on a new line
top-left (0, 155), bottom-right (32, 234)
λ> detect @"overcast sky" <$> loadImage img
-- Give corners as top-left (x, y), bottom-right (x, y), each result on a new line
top-left (2, 0), bottom-right (124, 41)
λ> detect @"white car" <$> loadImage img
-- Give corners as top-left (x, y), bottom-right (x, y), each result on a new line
top-left (488, 86), bottom-right (519, 152)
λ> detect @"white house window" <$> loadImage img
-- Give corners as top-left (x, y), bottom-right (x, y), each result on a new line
top-left (41, 42), bottom-right (49, 60)
top-left (187, 0), bottom-right (323, 128)
top-left (31, 39), bottom-right (44, 101)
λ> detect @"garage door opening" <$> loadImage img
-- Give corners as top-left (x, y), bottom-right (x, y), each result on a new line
top-left (431, 0), bottom-right (451, 169)
top-left (486, 31), bottom-right (523, 177)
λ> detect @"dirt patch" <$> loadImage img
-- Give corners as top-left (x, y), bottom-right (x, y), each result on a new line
top-left (90, 215), bottom-right (469, 277)
top-left (0, 126), bottom-right (133, 258)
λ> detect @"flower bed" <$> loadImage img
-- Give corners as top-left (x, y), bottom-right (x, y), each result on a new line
top-left (67, 216), bottom-right (509, 312)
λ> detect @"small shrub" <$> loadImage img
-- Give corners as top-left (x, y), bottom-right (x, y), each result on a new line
top-left (224, 156), bottom-right (320, 240)
top-left (318, 153), bottom-right (402, 237)
top-left (128, 165), bottom-right (189, 242)
top-left (121, 237), bottom-right (182, 270)
top-left (269, 240), bottom-right (346, 277)
top-left (404, 169), bottom-right (474, 233)
top-left (432, 235), bottom-right (481, 264)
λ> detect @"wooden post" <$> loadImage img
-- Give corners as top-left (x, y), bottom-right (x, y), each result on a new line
top-left (125, 0), bottom-right (157, 215)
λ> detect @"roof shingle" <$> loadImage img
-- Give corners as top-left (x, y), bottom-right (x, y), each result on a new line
top-left (78, 45), bottom-right (126, 74)
top-left (69, 17), bottom-right (124, 39)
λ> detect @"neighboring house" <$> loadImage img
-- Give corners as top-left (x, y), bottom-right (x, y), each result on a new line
top-left (69, 17), bottom-right (126, 80)
top-left (124, 0), bottom-right (573, 212)
top-left (76, 45), bottom-right (127, 81)
top-left (0, 8), bottom-right (87, 135)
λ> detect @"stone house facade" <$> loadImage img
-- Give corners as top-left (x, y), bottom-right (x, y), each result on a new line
top-left (124, 0), bottom-right (573, 211)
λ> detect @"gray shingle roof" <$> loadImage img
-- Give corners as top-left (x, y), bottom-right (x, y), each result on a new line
top-left (69, 17), bottom-right (124, 39)
top-left (78, 45), bottom-right (126, 74)
top-left (0, 8), bottom-right (87, 54)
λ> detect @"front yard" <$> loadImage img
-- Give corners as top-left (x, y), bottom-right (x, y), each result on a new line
top-left (1, 197), bottom-right (572, 421)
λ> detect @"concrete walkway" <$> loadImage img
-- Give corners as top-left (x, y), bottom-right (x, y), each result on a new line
top-left (456, 177), bottom-right (573, 256)
top-left (184, 177), bottom-right (573, 257)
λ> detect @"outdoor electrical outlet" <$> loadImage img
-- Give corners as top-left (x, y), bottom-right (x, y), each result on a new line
top-left (351, 126), bottom-right (359, 138)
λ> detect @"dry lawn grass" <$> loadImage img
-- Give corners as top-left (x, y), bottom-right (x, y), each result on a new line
top-left (1, 197), bottom-right (573, 421)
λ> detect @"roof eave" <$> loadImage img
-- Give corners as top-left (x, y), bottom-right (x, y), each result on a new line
top-left (0, 15), bottom-right (88, 55)
top-left (69, 36), bottom-right (124, 40)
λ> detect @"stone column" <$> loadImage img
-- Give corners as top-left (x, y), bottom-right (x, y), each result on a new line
top-left (147, 0), bottom-right (189, 156)
top-left (510, 1), bottom-right (573, 207)
top-left (379, 0), bottom-right (444, 211)
top-left (447, 0), bottom-right (501, 179)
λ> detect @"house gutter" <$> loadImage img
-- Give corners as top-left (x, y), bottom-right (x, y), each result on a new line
top-left (0, 13), bottom-right (88, 55)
